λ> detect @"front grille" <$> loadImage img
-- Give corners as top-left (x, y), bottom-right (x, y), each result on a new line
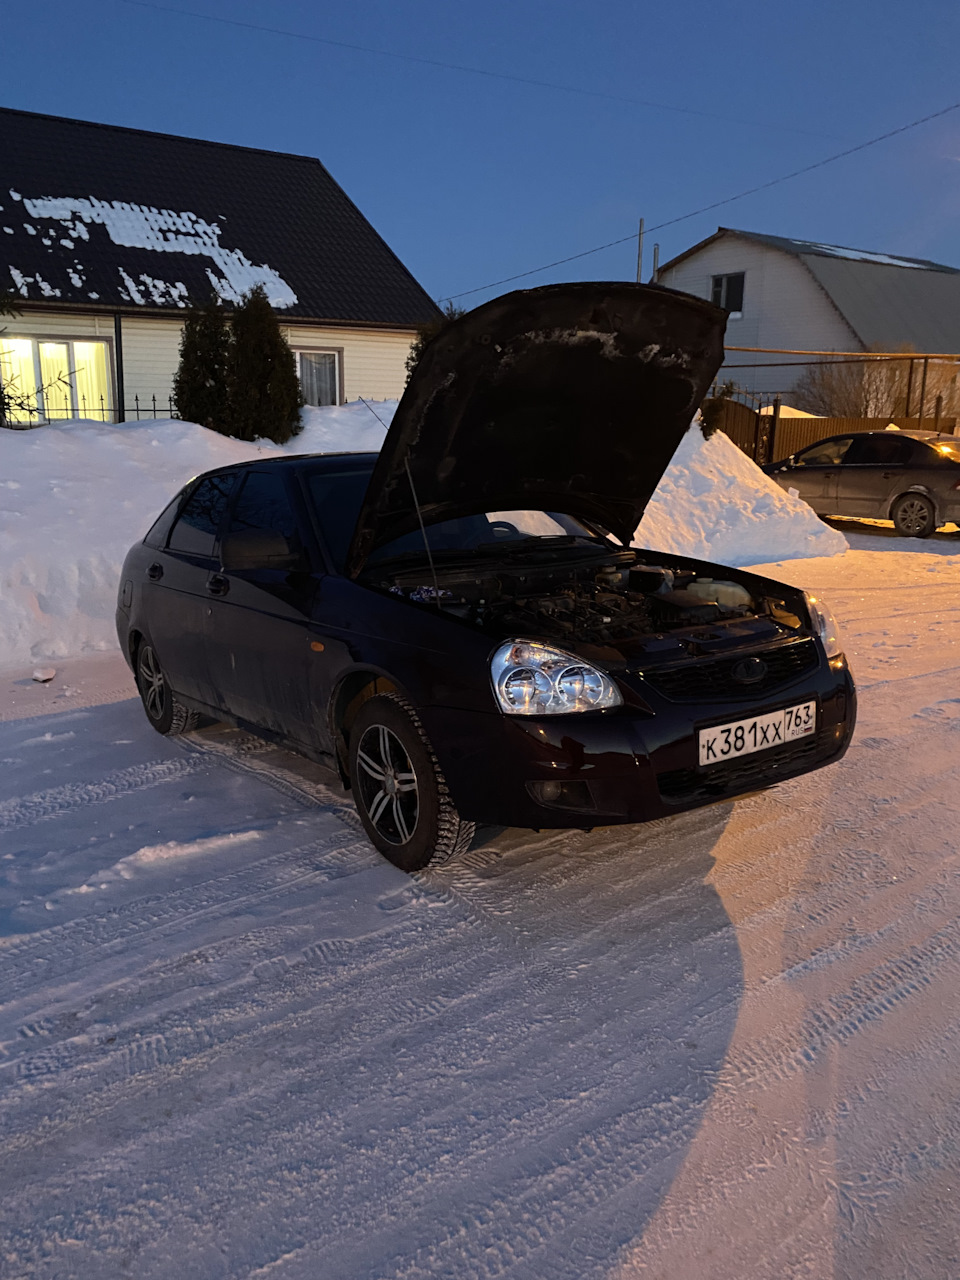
top-left (657, 726), bottom-right (835, 805)
top-left (640, 638), bottom-right (819, 702)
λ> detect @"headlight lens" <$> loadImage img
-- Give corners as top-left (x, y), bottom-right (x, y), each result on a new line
top-left (491, 640), bottom-right (623, 715)
top-left (805, 593), bottom-right (843, 659)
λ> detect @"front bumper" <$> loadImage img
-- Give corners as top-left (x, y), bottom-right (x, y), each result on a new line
top-left (420, 660), bottom-right (856, 828)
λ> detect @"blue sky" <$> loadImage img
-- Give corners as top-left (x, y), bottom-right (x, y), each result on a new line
top-left (6, 0), bottom-right (960, 307)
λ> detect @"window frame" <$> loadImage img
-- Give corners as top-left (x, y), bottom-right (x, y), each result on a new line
top-left (0, 333), bottom-right (116, 423)
top-left (710, 272), bottom-right (745, 318)
top-left (292, 345), bottom-right (344, 407)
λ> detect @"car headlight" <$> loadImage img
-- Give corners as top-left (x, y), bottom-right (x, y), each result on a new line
top-left (805, 593), bottom-right (843, 659)
top-left (490, 640), bottom-right (623, 715)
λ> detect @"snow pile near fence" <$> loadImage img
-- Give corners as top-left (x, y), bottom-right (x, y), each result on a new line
top-left (0, 402), bottom-right (844, 667)
top-left (635, 424), bottom-right (848, 565)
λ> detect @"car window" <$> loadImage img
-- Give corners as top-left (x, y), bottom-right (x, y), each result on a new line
top-left (844, 434), bottom-right (911, 465)
top-left (167, 473), bottom-right (236, 558)
top-left (794, 438), bottom-right (853, 467)
top-left (307, 468), bottom-right (374, 570)
top-left (366, 510), bottom-right (601, 565)
top-left (918, 439), bottom-right (960, 464)
top-left (227, 470), bottom-right (300, 544)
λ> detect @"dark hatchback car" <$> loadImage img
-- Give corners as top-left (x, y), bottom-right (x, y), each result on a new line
top-left (763, 429), bottom-right (960, 537)
top-left (118, 283), bottom-right (856, 871)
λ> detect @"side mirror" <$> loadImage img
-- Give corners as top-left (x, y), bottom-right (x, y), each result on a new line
top-left (221, 529), bottom-right (300, 571)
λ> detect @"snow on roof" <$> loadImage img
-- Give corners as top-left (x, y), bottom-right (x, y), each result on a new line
top-left (0, 108), bottom-right (440, 325)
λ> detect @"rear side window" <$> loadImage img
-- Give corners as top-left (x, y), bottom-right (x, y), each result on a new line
top-left (795, 437), bottom-right (853, 466)
top-left (844, 434), bottom-right (911, 465)
top-left (167, 473), bottom-right (236, 558)
top-left (306, 468), bottom-right (373, 570)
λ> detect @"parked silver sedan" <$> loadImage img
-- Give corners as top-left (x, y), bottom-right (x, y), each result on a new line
top-left (763, 430), bottom-right (960, 537)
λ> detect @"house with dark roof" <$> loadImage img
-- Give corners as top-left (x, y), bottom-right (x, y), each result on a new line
top-left (658, 227), bottom-right (960, 396)
top-left (1, 108), bottom-right (440, 423)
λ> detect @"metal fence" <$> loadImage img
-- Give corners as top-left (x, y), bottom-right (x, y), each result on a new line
top-left (1, 393), bottom-right (180, 428)
top-left (707, 393), bottom-right (958, 466)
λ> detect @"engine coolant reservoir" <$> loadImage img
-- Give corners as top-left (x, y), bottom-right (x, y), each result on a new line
top-left (685, 578), bottom-right (753, 609)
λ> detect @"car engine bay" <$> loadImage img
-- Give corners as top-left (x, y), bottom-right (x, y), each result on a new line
top-left (368, 547), bottom-right (807, 659)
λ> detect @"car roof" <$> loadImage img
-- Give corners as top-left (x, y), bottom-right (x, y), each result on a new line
top-left (189, 451), bottom-right (379, 482)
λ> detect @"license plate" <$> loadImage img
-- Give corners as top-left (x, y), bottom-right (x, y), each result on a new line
top-left (698, 701), bottom-right (817, 767)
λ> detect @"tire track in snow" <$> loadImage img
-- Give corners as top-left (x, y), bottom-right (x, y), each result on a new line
top-left (0, 755), bottom-right (208, 832)
top-left (0, 831), bottom-right (372, 1005)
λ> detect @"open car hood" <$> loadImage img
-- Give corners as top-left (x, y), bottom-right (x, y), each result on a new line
top-left (346, 282), bottom-right (726, 576)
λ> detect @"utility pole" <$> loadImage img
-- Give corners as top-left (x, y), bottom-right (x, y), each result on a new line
top-left (651, 244), bottom-right (660, 283)
top-left (635, 217), bottom-right (644, 284)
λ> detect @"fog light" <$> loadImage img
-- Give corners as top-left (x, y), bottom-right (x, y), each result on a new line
top-left (527, 780), bottom-right (596, 810)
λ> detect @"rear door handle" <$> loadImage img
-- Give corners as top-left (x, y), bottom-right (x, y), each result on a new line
top-left (147, 562), bottom-right (163, 581)
top-left (882, 471), bottom-right (895, 479)
top-left (206, 574), bottom-right (230, 597)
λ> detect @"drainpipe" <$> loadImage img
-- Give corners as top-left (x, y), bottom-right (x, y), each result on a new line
top-left (114, 313), bottom-right (125, 423)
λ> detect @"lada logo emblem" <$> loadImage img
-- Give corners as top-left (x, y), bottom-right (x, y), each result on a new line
top-left (732, 656), bottom-right (767, 684)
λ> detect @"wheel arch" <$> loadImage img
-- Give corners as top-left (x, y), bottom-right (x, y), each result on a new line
top-left (888, 486), bottom-right (940, 526)
top-left (330, 668), bottom-right (406, 787)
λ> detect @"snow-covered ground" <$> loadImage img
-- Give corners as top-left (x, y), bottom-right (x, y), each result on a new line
top-left (0, 404), bottom-right (844, 667)
top-left (1, 522), bottom-right (959, 1278)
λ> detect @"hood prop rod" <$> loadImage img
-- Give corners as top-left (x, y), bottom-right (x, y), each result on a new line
top-left (358, 398), bottom-right (442, 612)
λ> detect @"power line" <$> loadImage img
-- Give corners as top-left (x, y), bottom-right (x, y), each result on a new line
top-left (114, 0), bottom-right (841, 142)
top-left (440, 98), bottom-right (960, 302)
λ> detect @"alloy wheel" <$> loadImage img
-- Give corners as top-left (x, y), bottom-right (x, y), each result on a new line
top-left (895, 497), bottom-right (933, 536)
top-left (355, 723), bottom-right (419, 845)
top-left (138, 645), bottom-right (166, 722)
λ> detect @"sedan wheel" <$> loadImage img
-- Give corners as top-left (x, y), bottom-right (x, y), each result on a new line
top-left (349, 694), bottom-right (475, 872)
top-left (891, 493), bottom-right (935, 538)
top-left (136, 642), bottom-right (199, 736)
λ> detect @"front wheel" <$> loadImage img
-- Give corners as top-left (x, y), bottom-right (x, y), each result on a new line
top-left (349, 694), bottom-right (475, 872)
top-left (891, 492), bottom-right (936, 538)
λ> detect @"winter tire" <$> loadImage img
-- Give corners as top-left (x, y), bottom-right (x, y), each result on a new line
top-left (349, 693), bottom-right (475, 872)
top-left (136, 642), bottom-right (199, 736)
top-left (891, 492), bottom-right (935, 538)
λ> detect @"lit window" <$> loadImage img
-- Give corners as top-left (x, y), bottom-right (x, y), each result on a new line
top-left (0, 337), bottom-right (112, 423)
top-left (711, 272), bottom-right (745, 315)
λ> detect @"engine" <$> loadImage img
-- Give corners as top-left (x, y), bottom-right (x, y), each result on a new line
top-left (370, 548), bottom-right (799, 649)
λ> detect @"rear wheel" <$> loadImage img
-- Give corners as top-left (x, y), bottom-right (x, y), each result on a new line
top-left (891, 492), bottom-right (936, 538)
top-left (349, 694), bottom-right (475, 872)
top-left (136, 642), bottom-right (199, 736)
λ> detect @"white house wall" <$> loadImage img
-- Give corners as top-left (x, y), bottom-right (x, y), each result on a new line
top-left (659, 239), bottom-right (861, 397)
top-left (4, 311), bottom-right (417, 417)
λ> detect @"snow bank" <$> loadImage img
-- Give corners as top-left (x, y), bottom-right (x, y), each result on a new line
top-left (0, 403), bottom-right (843, 667)
top-left (636, 425), bottom-right (848, 566)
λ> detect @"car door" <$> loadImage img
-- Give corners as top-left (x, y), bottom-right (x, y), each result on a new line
top-left (775, 437), bottom-right (853, 513)
top-left (834, 433), bottom-right (912, 517)
top-left (142, 471), bottom-right (237, 706)
top-left (204, 468), bottom-right (319, 747)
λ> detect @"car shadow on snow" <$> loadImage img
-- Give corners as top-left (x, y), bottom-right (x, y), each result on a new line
top-left (403, 805), bottom-right (745, 1275)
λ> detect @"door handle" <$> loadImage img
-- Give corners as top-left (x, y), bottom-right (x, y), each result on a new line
top-left (882, 471), bottom-right (895, 479)
top-left (206, 574), bottom-right (230, 597)
top-left (147, 562), bottom-right (163, 581)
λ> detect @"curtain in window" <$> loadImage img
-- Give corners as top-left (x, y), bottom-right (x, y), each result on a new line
top-left (299, 352), bottom-right (338, 406)
top-left (0, 338), bottom-right (38, 423)
top-left (38, 343), bottom-right (73, 419)
top-left (73, 342), bottom-right (111, 420)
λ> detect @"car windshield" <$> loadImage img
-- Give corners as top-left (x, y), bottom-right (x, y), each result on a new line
top-left (931, 440), bottom-right (960, 462)
top-left (304, 467), bottom-right (604, 571)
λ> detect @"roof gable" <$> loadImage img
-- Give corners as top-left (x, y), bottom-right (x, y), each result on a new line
top-left (1, 108), bottom-right (440, 327)
top-left (661, 227), bottom-right (960, 353)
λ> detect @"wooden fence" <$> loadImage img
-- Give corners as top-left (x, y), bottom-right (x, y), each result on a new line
top-left (712, 405), bottom-right (958, 465)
